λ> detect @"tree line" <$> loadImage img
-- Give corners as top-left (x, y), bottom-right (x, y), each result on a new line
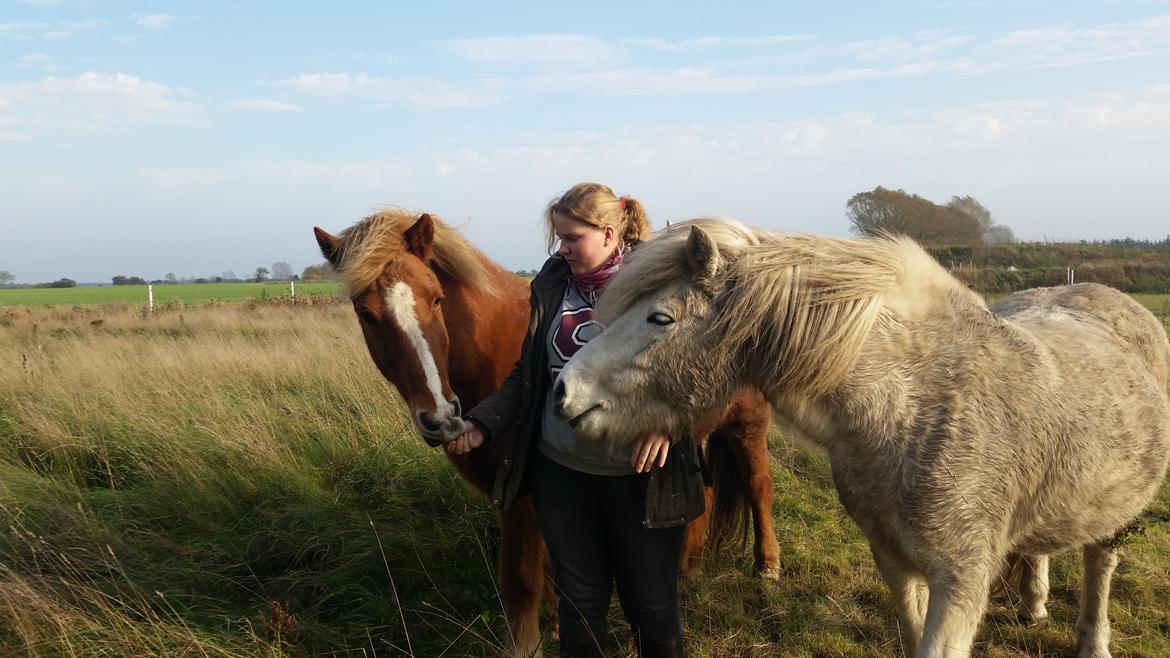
top-left (847, 187), bottom-right (1015, 246)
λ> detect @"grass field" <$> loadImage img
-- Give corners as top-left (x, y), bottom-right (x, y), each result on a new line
top-left (0, 282), bottom-right (343, 307)
top-left (0, 301), bottom-right (1168, 657)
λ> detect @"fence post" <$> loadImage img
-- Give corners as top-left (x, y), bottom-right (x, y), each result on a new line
top-left (290, 280), bottom-right (296, 304)
top-left (148, 284), bottom-right (154, 314)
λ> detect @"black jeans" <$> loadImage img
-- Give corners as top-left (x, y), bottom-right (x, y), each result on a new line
top-left (529, 450), bottom-right (685, 656)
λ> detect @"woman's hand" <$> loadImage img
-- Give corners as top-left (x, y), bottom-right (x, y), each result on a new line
top-left (446, 424), bottom-right (484, 456)
top-left (631, 433), bottom-right (671, 473)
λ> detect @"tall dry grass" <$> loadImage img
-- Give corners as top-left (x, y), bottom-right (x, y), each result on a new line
top-left (0, 302), bottom-right (509, 656)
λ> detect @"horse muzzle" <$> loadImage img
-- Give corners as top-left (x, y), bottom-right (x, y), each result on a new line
top-left (416, 398), bottom-right (467, 447)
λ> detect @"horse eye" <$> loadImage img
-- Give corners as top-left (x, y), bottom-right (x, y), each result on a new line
top-left (433, 297), bottom-right (442, 308)
top-left (647, 312), bottom-right (674, 326)
top-left (357, 310), bottom-right (377, 325)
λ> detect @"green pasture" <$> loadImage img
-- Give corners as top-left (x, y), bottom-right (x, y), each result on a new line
top-left (0, 282), bottom-right (344, 307)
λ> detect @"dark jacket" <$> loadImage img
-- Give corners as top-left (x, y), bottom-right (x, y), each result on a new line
top-left (465, 255), bottom-right (706, 529)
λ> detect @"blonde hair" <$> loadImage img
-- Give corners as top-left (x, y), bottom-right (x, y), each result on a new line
top-left (545, 182), bottom-right (651, 252)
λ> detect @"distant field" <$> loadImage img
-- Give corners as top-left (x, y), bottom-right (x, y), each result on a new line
top-left (0, 282), bottom-right (343, 307)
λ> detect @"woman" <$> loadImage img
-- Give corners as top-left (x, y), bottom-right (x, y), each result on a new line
top-left (448, 182), bottom-right (703, 658)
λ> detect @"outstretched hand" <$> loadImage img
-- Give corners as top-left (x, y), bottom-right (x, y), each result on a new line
top-left (446, 424), bottom-right (484, 456)
top-left (631, 433), bottom-right (671, 473)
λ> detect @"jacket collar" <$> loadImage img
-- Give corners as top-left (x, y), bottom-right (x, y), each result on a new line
top-left (535, 255), bottom-right (570, 291)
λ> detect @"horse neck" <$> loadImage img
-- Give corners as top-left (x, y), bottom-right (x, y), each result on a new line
top-left (770, 279), bottom-right (992, 448)
top-left (436, 258), bottom-right (530, 406)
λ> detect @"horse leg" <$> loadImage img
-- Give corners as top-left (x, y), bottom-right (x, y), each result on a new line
top-left (871, 546), bottom-right (928, 657)
top-left (917, 562), bottom-right (993, 658)
top-left (724, 392), bottom-right (781, 578)
top-left (498, 500), bottom-right (547, 658)
top-left (739, 417), bottom-right (780, 578)
top-left (678, 485), bottom-right (714, 579)
top-left (1016, 553), bottom-right (1050, 626)
top-left (1076, 542), bottom-right (1119, 658)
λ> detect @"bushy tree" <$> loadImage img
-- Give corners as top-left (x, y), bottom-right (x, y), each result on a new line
top-left (0, 271), bottom-right (14, 287)
top-left (254, 267), bottom-right (269, 283)
top-left (300, 263), bottom-right (340, 282)
top-left (947, 195), bottom-right (1016, 244)
top-left (847, 187), bottom-right (983, 246)
top-left (984, 224), bottom-right (1016, 245)
top-left (270, 262), bottom-right (294, 281)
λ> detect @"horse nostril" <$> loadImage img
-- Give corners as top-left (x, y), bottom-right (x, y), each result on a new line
top-left (450, 397), bottom-right (461, 418)
top-left (418, 411), bottom-right (441, 432)
top-left (554, 380), bottom-right (566, 404)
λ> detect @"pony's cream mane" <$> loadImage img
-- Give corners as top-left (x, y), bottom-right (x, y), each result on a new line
top-left (718, 233), bottom-right (911, 396)
top-left (598, 217), bottom-right (763, 324)
top-left (334, 208), bottom-right (495, 294)
top-left (603, 218), bottom-right (925, 397)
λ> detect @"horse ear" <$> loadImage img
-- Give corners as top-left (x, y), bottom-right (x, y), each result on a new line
top-left (314, 227), bottom-right (343, 269)
top-left (404, 213), bottom-right (435, 260)
top-left (685, 226), bottom-right (720, 279)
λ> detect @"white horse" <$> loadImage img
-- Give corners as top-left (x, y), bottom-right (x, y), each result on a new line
top-left (554, 219), bottom-right (1170, 658)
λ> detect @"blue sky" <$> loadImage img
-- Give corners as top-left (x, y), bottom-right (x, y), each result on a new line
top-left (3, 1), bottom-right (1170, 283)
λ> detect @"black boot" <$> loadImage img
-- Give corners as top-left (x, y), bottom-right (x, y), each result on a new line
top-left (636, 638), bottom-right (685, 658)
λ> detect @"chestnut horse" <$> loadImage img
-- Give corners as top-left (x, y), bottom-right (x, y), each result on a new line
top-left (314, 209), bottom-right (779, 656)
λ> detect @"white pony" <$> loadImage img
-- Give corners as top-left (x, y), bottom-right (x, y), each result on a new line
top-left (554, 219), bottom-right (1170, 658)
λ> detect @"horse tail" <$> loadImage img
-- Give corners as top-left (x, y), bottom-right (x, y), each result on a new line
top-left (704, 427), bottom-right (750, 553)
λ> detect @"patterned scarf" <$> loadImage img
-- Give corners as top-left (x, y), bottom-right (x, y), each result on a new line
top-left (548, 243), bottom-right (628, 376)
top-left (570, 242), bottom-right (627, 305)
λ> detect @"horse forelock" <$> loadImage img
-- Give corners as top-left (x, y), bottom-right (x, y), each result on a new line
top-left (597, 217), bottom-right (762, 325)
top-left (335, 208), bottom-right (497, 295)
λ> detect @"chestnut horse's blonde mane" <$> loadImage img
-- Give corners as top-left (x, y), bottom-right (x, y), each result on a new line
top-left (602, 218), bottom-right (922, 397)
top-left (334, 208), bottom-right (496, 294)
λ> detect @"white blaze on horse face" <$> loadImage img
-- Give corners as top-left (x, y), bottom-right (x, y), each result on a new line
top-left (385, 281), bottom-right (451, 421)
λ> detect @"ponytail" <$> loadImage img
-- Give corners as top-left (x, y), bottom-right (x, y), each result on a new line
top-left (545, 183), bottom-right (652, 251)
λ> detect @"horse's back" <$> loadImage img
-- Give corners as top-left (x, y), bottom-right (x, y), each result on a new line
top-left (985, 283), bottom-right (1170, 550)
top-left (991, 283), bottom-right (1170, 391)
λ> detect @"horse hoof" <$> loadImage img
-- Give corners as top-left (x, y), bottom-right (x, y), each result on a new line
top-left (1017, 610), bottom-right (1049, 628)
top-left (758, 565), bottom-right (782, 581)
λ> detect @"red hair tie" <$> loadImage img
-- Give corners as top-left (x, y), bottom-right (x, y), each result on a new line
top-left (619, 199), bottom-right (627, 210)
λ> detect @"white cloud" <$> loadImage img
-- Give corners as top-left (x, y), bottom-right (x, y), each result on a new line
top-left (63, 18), bottom-right (110, 31)
top-left (530, 67), bottom-right (774, 95)
top-left (1, 17), bottom-right (109, 40)
top-left (138, 166), bottom-right (227, 192)
top-left (0, 20), bottom-right (49, 40)
top-left (991, 14), bottom-right (1170, 67)
top-left (227, 99), bottom-right (304, 112)
top-left (0, 72), bottom-right (205, 142)
top-left (276, 72), bottom-right (502, 108)
top-left (134, 13), bottom-right (176, 30)
top-left (528, 57), bottom-right (992, 96)
top-left (19, 0), bottom-right (65, 5)
top-left (847, 31), bottom-right (974, 61)
top-left (18, 52), bottom-right (60, 71)
top-left (625, 34), bottom-right (813, 51)
top-left (406, 85), bottom-right (1170, 245)
top-left (442, 34), bottom-right (619, 69)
